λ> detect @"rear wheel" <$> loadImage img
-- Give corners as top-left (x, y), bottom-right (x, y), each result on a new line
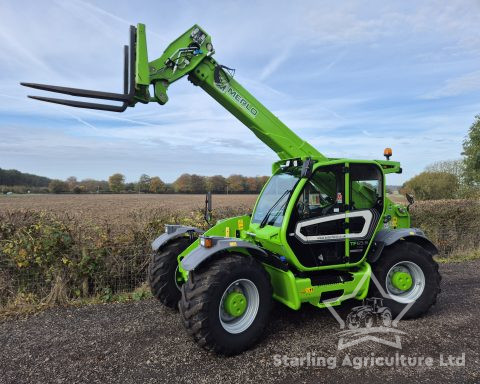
top-left (370, 242), bottom-right (441, 319)
top-left (347, 311), bottom-right (361, 329)
top-left (149, 237), bottom-right (193, 308)
top-left (179, 254), bottom-right (272, 355)
top-left (381, 309), bottom-right (392, 327)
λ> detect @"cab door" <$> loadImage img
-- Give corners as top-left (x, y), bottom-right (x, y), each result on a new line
top-left (287, 163), bottom-right (348, 268)
top-left (346, 163), bottom-right (384, 263)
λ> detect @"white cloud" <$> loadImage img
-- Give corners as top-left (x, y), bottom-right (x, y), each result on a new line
top-left (258, 46), bottom-right (293, 81)
top-left (421, 70), bottom-right (480, 99)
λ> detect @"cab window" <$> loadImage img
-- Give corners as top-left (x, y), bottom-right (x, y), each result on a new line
top-left (350, 163), bottom-right (383, 210)
top-left (296, 164), bottom-right (344, 220)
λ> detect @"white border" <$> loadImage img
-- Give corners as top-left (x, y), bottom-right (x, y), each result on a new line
top-left (294, 210), bottom-right (373, 242)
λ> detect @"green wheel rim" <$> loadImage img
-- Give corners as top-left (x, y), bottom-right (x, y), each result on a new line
top-left (391, 271), bottom-right (413, 291)
top-left (224, 291), bottom-right (247, 317)
top-left (385, 261), bottom-right (425, 303)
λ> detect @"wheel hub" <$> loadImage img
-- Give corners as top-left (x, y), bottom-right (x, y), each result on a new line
top-left (224, 291), bottom-right (247, 317)
top-left (391, 270), bottom-right (413, 291)
top-left (385, 261), bottom-right (425, 303)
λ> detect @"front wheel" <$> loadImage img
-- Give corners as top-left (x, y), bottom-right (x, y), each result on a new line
top-left (179, 254), bottom-right (272, 355)
top-left (370, 242), bottom-right (441, 319)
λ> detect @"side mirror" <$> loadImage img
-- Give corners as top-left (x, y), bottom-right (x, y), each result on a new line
top-left (406, 193), bottom-right (414, 211)
top-left (204, 191), bottom-right (213, 226)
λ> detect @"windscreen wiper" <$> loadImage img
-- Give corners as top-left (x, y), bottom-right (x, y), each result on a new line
top-left (259, 189), bottom-right (291, 228)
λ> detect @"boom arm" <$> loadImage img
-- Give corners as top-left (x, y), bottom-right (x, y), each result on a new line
top-left (22, 23), bottom-right (325, 160)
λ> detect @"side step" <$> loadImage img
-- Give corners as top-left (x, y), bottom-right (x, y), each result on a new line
top-left (263, 263), bottom-right (371, 310)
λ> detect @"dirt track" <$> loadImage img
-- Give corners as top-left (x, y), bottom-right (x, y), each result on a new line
top-left (1, 261), bottom-right (479, 384)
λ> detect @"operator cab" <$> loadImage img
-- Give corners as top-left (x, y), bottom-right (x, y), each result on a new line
top-left (252, 160), bottom-right (384, 269)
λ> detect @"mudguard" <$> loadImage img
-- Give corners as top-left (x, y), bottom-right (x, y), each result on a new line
top-left (181, 237), bottom-right (268, 271)
top-left (151, 224), bottom-right (204, 252)
top-left (369, 228), bottom-right (438, 263)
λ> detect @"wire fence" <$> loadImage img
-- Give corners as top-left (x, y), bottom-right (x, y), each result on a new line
top-left (1, 224), bottom-right (479, 312)
top-left (0, 245), bottom-right (151, 311)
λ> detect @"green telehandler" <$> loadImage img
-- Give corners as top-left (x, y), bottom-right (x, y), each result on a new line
top-left (22, 24), bottom-right (441, 355)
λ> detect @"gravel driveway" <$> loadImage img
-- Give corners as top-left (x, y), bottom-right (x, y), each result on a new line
top-left (1, 261), bottom-right (479, 384)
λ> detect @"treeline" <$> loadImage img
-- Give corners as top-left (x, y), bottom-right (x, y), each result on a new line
top-left (0, 168), bottom-right (50, 188)
top-left (170, 174), bottom-right (269, 194)
top-left (106, 173), bottom-right (269, 194)
top-left (4, 173), bottom-right (270, 194)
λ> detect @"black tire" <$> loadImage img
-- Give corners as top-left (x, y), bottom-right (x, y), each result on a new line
top-left (179, 254), bottom-right (273, 355)
top-left (346, 312), bottom-right (360, 329)
top-left (364, 312), bottom-right (374, 328)
top-left (370, 241), bottom-right (441, 319)
top-left (149, 237), bottom-right (193, 308)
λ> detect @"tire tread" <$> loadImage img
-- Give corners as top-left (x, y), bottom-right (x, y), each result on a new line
top-left (149, 237), bottom-right (192, 308)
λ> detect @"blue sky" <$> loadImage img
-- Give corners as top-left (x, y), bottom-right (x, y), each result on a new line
top-left (1, 0), bottom-right (479, 184)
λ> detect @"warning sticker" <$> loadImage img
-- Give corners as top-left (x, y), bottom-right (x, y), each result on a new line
top-left (336, 192), bottom-right (343, 204)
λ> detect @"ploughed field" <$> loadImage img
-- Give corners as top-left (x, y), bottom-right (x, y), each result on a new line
top-left (0, 193), bottom-right (258, 221)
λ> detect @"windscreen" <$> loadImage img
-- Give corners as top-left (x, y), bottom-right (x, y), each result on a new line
top-left (251, 167), bottom-right (301, 227)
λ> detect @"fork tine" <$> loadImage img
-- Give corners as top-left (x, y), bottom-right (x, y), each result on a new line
top-left (21, 83), bottom-right (129, 102)
top-left (27, 95), bottom-right (128, 112)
